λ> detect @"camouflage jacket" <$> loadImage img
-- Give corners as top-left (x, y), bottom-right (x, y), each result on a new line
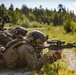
top-left (0, 31), bottom-right (12, 46)
top-left (22, 43), bottom-right (51, 71)
top-left (2, 41), bottom-right (51, 70)
top-left (0, 40), bottom-right (60, 70)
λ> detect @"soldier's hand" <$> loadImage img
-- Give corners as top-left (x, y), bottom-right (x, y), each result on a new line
top-left (46, 49), bottom-right (63, 60)
top-left (46, 50), bottom-right (56, 57)
top-left (16, 34), bottom-right (24, 39)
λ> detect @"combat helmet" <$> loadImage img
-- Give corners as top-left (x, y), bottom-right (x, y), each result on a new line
top-left (26, 30), bottom-right (48, 44)
top-left (10, 26), bottom-right (28, 39)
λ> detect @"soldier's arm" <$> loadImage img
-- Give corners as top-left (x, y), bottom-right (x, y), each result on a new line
top-left (24, 44), bottom-right (54, 71)
top-left (24, 44), bottom-right (62, 71)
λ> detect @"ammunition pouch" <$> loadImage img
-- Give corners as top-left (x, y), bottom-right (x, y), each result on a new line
top-left (3, 49), bottom-right (18, 66)
top-left (2, 40), bottom-right (26, 68)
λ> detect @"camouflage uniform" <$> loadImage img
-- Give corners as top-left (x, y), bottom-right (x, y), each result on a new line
top-left (0, 40), bottom-right (51, 70)
top-left (0, 31), bottom-right (12, 47)
top-left (21, 30), bottom-right (61, 70)
top-left (10, 26), bottom-right (28, 39)
top-left (0, 30), bottom-right (61, 71)
top-left (0, 17), bottom-right (12, 46)
top-left (23, 43), bottom-right (51, 70)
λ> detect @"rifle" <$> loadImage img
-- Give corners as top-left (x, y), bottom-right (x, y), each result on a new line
top-left (35, 39), bottom-right (76, 50)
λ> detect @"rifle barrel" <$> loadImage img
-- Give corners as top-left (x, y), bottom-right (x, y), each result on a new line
top-left (35, 46), bottom-right (49, 49)
top-left (62, 45), bottom-right (76, 48)
top-left (35, 44), bottom-right (76, 50)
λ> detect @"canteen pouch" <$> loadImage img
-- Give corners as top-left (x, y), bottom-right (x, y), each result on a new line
top-left (3, 49), bottom-right (18, 65)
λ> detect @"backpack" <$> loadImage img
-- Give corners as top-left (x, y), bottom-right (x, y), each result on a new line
top-left (3, 39), bottom-right (26, 68)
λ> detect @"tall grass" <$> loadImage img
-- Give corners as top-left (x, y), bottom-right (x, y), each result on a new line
top-left (40, 60), bottom-right (76, 75)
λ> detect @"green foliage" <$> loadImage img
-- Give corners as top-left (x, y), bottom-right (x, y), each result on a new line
top-left (63, 20), bottom-right (76, 33)
top-left (20, 19), bottom-right (43, 28)
top-left (0, 3), bottom-right (76, 26)
top-left (40, 61), bottom-right (75, 75)
top-left (63, 20), bottom-right (72, 33)
top-left (70, 21), bottom-right (76, 32)
top-left (9, 3), bottom-right (14, 11)
top-left (20, 19), bottom-right (30, 28)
